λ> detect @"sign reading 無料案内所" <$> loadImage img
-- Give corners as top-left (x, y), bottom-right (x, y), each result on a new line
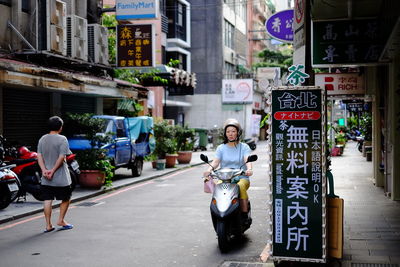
top-left (269, 87), bottom-right (326, 262)
top-left (312, 19), bottom-right (383, 66)
top-left (116, 0), bottom-right (158, 20)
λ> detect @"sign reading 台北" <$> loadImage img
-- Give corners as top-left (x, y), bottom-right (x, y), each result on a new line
top-left (116, 0), bottom-right (158, 20)
top-left (268, 87), bottom-right (326, 263)
top-left (117, 24), bottom-right (155, 68)
top-left (222, 79), bottom-right (253, 104)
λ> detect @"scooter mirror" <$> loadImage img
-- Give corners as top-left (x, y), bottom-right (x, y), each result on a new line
top-left (200, 154), bottom-right (208, 163)
top-left (247, 155), bottom-right (258, 163)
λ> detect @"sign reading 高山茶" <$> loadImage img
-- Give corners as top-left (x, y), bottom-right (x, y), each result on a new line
top-left (268, 87), bottom-right (326, 262)
top-left (117, 24), bottom-right (155, 68)
top-left (312, 19), bottom-right (383, 66)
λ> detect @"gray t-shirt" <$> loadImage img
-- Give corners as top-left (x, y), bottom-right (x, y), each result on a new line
top-left (37, 134), bottom-right (71, 187)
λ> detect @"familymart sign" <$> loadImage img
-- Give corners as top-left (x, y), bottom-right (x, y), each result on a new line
top-left (116, 0), bottom-right (158, 20)
top-left (267, 86), bottom-right (327, 262)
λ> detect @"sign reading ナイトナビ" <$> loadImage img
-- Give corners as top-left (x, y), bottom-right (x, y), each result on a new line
top-left (269, 87), bottom-right (326, 262)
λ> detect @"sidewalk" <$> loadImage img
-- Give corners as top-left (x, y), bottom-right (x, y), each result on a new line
top-left (331, 140), bottom-right (400, 266)
top-left (0, 148), bottom-right (217, 224)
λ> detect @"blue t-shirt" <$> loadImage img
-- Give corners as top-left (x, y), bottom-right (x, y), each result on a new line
top-left (215, 142), bottom-right (252, 180)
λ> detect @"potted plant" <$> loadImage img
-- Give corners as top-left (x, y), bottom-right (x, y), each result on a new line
top-left (153, 120), bottom-right (176, 169)
top-left (65, 113), bottom-right (114, 188)
top-left (175, 125), bottom-right (195, 164)
top-left (164, 138), bottom-right (178, 168)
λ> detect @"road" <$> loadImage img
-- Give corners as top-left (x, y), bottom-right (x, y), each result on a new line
top-left (0, 148), bottom-right (270, 267)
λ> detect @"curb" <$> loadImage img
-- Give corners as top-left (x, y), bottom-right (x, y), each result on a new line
top-left (0, 161), bottom-right (206, 224)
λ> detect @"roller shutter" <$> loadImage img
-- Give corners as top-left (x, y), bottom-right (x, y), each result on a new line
top-left (61, 94), bottom-right (96, 115)
top-left (3, 88), bottom-right (50, 148)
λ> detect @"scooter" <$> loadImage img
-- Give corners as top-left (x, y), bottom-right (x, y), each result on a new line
top-left (200, 153), bottom-right (258, 252)
top-left (0, 163), bottom-right (20, 209)
top-left (0, 136), bottom-right (20, 209)
top-left (4, 144), bottom-right (80, 201)
top-left (244, 138), bottom-right (257, 150)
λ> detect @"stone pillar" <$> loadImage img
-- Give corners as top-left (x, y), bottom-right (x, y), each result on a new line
top-left (389, 55), bottom-right (400, 200)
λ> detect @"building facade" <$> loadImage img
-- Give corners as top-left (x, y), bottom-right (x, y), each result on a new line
top-left (0, 0), bottom-right (148, 147)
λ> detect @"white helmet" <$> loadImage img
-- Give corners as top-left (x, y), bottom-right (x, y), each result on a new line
top-left (223, 118), bottom-right (242, 143)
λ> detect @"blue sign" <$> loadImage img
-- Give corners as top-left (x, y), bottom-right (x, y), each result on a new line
top-left (116, 0), bottom-right (158, 20)
top-left (266, 9), bottom-right (294, 43)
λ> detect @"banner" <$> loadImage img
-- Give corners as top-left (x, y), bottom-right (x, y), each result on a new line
top-left (222, 79), bottom-right (253, 104)
top-left (268, 87), bottom-right (326, 262)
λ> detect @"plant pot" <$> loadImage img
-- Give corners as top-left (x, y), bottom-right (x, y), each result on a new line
top-left (79, 170), bottom-right (105, 189)
top-left (165, 154), bottom-right (178, 168)
top-left (177, 151), bottom-right (192, 164)
top-left (156, 159), bottom-right (166, 170)
top-left (152, 161), bottom-right (157, 169)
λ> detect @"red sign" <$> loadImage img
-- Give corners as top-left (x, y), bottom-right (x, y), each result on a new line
top-left (274, 111), bottom-right (321, 120)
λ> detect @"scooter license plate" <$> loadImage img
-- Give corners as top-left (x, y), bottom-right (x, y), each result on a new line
top-left (7, 182), bottom-right (19, 192)
top-left (70, 161), bottom-right (79, 171)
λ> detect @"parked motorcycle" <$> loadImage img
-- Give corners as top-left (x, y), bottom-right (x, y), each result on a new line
top-left (200, 153), bottom-right (258, 252)
top-left (244, 138), bottom-right (257, 150)
top-left (4, 143), bottom-right (80, 201)
top-left (356, 135), bottom-right (364, 153)
top-left (0, 136), bottom-right (20, 209)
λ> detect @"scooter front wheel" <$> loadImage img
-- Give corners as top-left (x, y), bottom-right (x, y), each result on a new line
top-left (217, 220), bottom-right (230, 253)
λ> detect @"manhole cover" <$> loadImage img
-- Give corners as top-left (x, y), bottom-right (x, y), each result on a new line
top-left (351, 264), bottom-right (399, 267)
top-left (75, 202), bottom-right (99, 207)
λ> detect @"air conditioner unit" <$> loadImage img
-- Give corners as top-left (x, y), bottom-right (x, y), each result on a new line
top-left (46, 0), bottom-right (67, 55)
top-left (88, 24), bottom-right (109, 65)
top-left (67, 15), bottom-right (88, 60)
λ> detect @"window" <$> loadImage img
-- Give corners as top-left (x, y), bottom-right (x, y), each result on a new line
top-left (0, 0), bottom-right (30, 12)
top-left (224, 61), bottom-right (236, 79)
top-left (224, 20), bottom-right (234, 49)
top-left (22, 0), bottom-right (30, 13)
top-left (0, 0), bottom-right (11, 6)
top-left (167, 0), bottom-right (187, 41)
top-left (167, 52), bottom-right (187, 70)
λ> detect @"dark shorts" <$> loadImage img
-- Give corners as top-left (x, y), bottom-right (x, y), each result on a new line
top-left (41, 185), bottom-right (72, 201)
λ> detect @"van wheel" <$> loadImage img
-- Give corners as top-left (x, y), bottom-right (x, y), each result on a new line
top-left (131, 158), bottom-right (143, 177)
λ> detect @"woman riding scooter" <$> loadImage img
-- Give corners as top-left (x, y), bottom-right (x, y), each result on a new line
top-left (203, 118), bottom-right (253, 221)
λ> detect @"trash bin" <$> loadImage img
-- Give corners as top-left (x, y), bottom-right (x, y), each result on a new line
top-left (194, 128), bottom-right (208, 151)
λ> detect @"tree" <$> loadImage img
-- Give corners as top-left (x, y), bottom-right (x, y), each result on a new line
top-left (253, 45), bottom-right (293, 74)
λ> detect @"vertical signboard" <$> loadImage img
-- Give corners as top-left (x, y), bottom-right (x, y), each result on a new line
top-left (117, 24), bottom-right (155, 68)
top-left (268, 87), bottom-right (326, 262)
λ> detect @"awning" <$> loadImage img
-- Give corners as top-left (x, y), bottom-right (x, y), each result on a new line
top-left (162, 99), bottom-right (192, 107)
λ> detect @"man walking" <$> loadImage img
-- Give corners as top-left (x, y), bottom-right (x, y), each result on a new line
top-left (37, 116), bottom-right (73, 233)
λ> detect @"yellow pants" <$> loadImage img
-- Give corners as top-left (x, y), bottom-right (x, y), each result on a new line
top-left (237, 179), bottom-right (250, 199)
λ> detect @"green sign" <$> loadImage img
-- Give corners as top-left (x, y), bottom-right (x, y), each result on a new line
top-left (271, 88), bottom-right (326, 262)
top-left (313, 19), bottom-right (383, 65)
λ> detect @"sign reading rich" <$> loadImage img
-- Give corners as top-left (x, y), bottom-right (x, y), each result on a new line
top-left (117, 24), bottom-right (154, 68)
top-left (269, 87), bottom-right (326, 262)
